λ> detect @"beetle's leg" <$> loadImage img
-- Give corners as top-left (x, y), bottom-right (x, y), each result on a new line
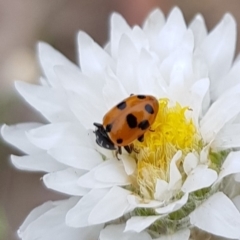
top-left (131, 143), bottom-right (139, 154)
top-left (149, 127), bottom-right (155, 132)
top-left (93, 122), bottom-right (103, 128)
top-left (124, 145), bottom-right (132, 154)
top-left (118, 146), bottom-right (122, 155)
top-left (115, 146), bottom-right (122, 160)
top-left (137, 134), bottom-right (144, 142)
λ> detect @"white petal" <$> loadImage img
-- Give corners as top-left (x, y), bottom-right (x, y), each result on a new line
top-left (143, 9), bottom-right (165, 47)
top-left (102, 67), bottom-right (128, 110)
top-left (38, 42), bottom-right (78, 88)
top-left (1, 123), bottom-right (42, 154)
top-left (155, 229), bottom-right (190, 240)
top-left (67, 90), bottom-right (106, 129)
top-left (77, 225), bottom-right (104, 240)
top-left (78, 167), bottom-right (114, 189)
top-left (19, 201), bottom-right (55, 235)
top-left (43, 168), bottom-right (89, 195)
top-left (190, 192), bottom-right (240, 239)
top-left (15, 81), bottom-right (76, 122)
top-left (200, 92), bottom-right (240, 143)
top-left (199, 145), bottom-right (210, 164)
top-left (125, 215), bottom-right (162, 233)
top-left (160, 43), bottom-right (194, 105)
top-left (189, 78), bottom-right (209, 126)
top-left (160, 41), bottom-right (192, 89)
top-left (178, 28), bottom-right (194, 52)
top-left (232, 195), bottom-right (240, 211)
top-left (26, 122), bottom-right (91, 150)
top-left (39, 77), bottom-right (50, 86)
top-left (116, 34), bottom-right (139, 94)
top-left (156, 7), bottom-right (186, 60)
top-left (137, 49), bottom-right (164, 96)
top-left (110, 13), bottom-right (132, 59)
top-left (132, 26), bottom-right (148, 48)
top-left (182, 165), bottom-right (217, 192)
top-left (217, 60), bottom-right (240, 97)
top-left (222, 175), bottom-right (240, 199)
top-left (11, 153), bottom-right (66, 172)
top-left (100, 224), bottom-right (152, 240)
top-left (94, 160), bottom-right (131, 185)
top-left (78, 160), bottom-right (118, 189)
top-left (198, 14), bottom-right (236, 99)
top-left (78, 31), bottom-right (114, 79)
top-left (222, 82), bottom-right (240, 97)
top-left (182, 165), bottom-right (217, 193)
top-left (121, 155), bottom-right (136, 175)
top-left (19, 197), bottom-right (102, 240)
top-left (127, 195), bottom-right (163, 208)
top-left (154, 179), bottom-right (169, 201)
top-left (216, 151), bottom-right (240, 183)
top-left (48, 146), bottom-right (102, 170)
top-left (54, 65), bottom-right (106, 107)
top-left (143, 8), bottom-right (165, 31)
top-left (66, 188), bottom-right (109, 227)
top-left (235, 173), bottom-right (240, 182)
top-left (155, 193), bottom-right (189, 214)
top-left (168, 151), bottom-right (182, 190)
top-left (192, 51), bottom-right (209, 87)
top-left (189, 14), bottom-right (207, 47)
top-left (89, 186), bottom-right (132, 224)
top-left (213, 123), bottom-right (240, 149)
top-left (183, 152), bottom-right (199, 175)
top-left (104, 42), bottom-right (110, 54)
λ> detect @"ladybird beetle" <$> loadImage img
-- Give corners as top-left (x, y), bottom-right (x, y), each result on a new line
top-left (94, 94), bottom-right (159, 157)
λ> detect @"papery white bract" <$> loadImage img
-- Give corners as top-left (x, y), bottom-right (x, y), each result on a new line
top-left (2, 7), bottom-right (240, 240)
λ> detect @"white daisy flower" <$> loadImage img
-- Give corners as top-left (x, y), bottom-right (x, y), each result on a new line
top-left (2, 7), bottom-right (240, 240)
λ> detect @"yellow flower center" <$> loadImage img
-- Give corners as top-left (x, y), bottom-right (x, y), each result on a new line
top-left (132, 99), bottom-right (202, 198)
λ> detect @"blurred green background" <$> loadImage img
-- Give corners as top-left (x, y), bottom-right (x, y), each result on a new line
top-left (1, 0), bottom-right (240, 239)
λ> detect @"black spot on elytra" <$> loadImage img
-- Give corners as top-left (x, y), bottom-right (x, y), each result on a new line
top-left (117, 101), bottom-right (127, 110)
top-left (117, 138), bottom-right (123, 144)
top-left (138, 134), bottom-right (144, 142)
top-left (138, 120), bottom-right (150, 130)
top-left (105, 124), bottom-right (112, 132)
top-left (126, 114), bottom-right (138, 128)
top-left (137, 95), bottom-right (146, 99)
top-left (145, 104), bottom-right (154, 114)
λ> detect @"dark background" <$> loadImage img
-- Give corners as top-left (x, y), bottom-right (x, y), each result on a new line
top-left (1, 0), bottom-right (240, 239)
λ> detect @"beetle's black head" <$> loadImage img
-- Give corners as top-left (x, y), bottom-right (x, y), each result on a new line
top-left (93, 123), bottom-right (116, 150)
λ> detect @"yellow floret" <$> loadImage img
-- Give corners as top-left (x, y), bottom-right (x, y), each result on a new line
top-left (133, 99), bottom-right (202, 198)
